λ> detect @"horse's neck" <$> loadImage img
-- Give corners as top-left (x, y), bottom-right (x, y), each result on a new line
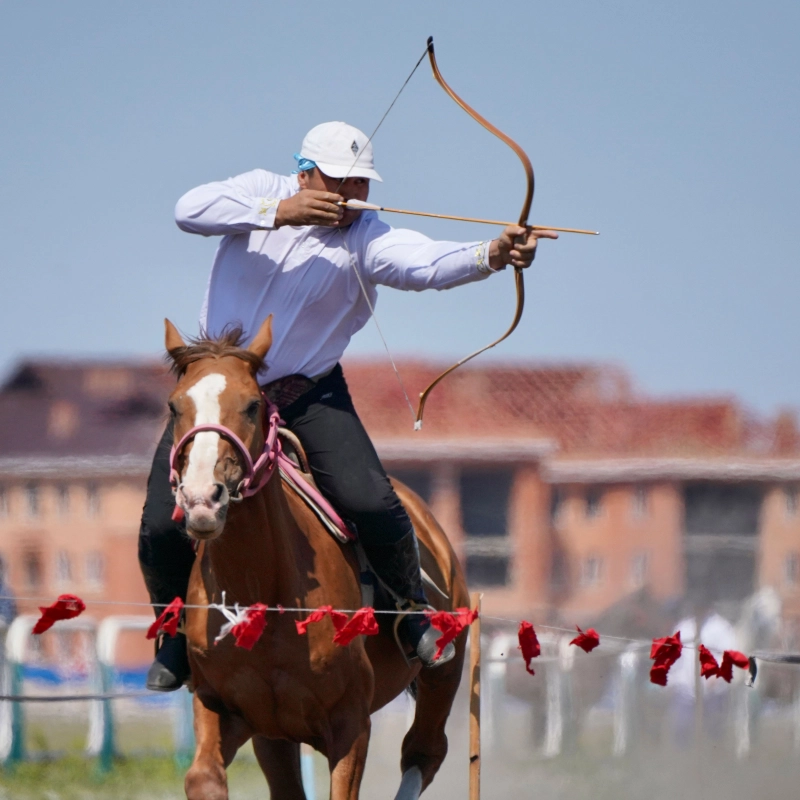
top-left (202, 477), bottom-right (303, 607)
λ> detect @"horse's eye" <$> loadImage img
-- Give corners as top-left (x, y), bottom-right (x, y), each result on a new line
top-left (168, 402), bottom-right (178, 417)
top-left (245, 400), bottom-right (261, 419)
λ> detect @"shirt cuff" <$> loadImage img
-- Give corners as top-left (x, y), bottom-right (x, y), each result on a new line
top-left (475, 240), bottom-right (503, 274)
top-left (253, 197), bottom-right (280, 229)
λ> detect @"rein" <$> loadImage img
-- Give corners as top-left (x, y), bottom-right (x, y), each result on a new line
top-left (169, 396), bottom-right (282, 501)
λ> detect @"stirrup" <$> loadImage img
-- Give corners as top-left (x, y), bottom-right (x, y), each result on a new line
top-left (392, 600), bottom-right (433, 667)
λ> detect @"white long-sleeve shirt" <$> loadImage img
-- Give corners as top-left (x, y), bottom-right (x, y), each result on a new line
top-left (176, 169), bottom-right (493, 384)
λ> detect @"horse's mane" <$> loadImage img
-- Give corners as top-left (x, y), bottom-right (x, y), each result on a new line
top-left (167, 326), bottom-right (263, 377)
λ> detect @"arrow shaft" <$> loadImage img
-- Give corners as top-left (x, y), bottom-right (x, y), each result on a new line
top-left (340, 202), bottom-right (597, 235)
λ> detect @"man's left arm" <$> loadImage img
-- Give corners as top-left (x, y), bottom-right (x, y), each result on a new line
top-left (362, 222), bottom-right (557, 291)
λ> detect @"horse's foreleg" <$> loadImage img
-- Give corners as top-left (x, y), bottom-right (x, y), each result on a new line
top-left (328, 716), bottom-right (371, 800)
top-left (395, 641), bottom-right (467, 798)
top-left (252, 737), bottom-right (306, 800)
top-left (184, 694), bottom-right (252, 800)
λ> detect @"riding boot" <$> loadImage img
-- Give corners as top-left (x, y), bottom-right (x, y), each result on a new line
top-left (140, 562), bottom-right (192, 692)
top-left (146, 632), bottom-right (190, 692)
top-left (362, 531), bottom-right (456, 668)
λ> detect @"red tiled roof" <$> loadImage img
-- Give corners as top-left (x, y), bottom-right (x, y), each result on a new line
top-left (0, 356), bottom-right (796, 460)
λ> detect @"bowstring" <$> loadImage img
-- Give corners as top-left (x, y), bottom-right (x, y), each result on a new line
top-left (338, 232), bottom-right (416, 420)
top-left (335, 45), bottom-right (429, 192)
top-left (331, 44), bottom-right (429, 423)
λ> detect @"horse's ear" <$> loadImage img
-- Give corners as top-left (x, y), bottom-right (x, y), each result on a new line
top-left (164, 319), bottom-right (185, 357)
top-left (247, 315), bottom-right (273, 364)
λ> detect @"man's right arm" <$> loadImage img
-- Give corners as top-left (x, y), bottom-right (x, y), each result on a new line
top-left (175, 169), bottom-right (293, 236)
top-left (175, 169), bottom-right (345, 236)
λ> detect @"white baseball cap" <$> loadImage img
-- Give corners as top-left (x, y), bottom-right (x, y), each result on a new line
top-left (299, 121), bottom-right (382, 182)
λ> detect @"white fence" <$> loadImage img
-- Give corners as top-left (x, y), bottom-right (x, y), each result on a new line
top-left (481, 630), bottom-right (800, 760)
top-left (0, 613), bottom-right (315, 793)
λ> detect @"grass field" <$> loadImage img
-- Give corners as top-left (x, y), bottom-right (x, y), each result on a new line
top-left (5, 677), bottom-right (800, 798)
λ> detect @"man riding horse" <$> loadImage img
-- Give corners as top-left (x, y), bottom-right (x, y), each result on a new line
top-left (139, 121), bottom-right (555, 691)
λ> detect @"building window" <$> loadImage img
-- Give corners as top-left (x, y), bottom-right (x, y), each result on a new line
top-left (26, 483), bottom-right (39, 517)
top-left (785, 553), bottom-right (800, 586)
top-left (585, 488), bottom-right (603, 519)
top-left (390, 469), bottom-right (432, 503)
top-left (581, 556), bottom-right (603, 586)
top-left (632, 486), bottom-right (649, 519)
top-left (460, 469), bottom-right (514, 587)
top-left (22, 549), bottom-right (42, 588)
top-left (785, 486), bottom-right (799, 517)
top-left (56, 485), bottom-right (70, 517)
top-left (630, 552), bottom-right (648, 588)
top-left (86, 483), bottom-right (100, 518)
top-left (550, 487), bottom-right (564, 525)
top-left (85, 552), bottom-right (105, 587)
top-left (55, 551), bottom-right (72, 584)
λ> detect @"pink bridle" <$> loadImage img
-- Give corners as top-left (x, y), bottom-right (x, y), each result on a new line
top-left (169, 396), bottom-right (282, 500)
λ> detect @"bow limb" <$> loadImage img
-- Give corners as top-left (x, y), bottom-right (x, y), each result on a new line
top-left (414, 37), bottom-right (535, 429)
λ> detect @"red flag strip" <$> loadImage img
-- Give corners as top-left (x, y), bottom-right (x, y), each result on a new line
top-left (426, 607), bottom-right (478, 662)
top-left (296, 605), bottom-right (379, 646)
top-left (518, 621), bottom-right (541, 675)
top-left (649, 632), bottom-right (682, 686)
top-left (295, 605), bottom-right (347, 635)
top-left (570, 626), bottom-right (600, 653)
top-left (146, 597), bottom-right (184, 640)
top-left (332, 607), bottom-right (380, 646)
top-left (229, 603), bottom-right (268, 650)
top-left (33, 594), bottom-right (86, 634)
top-left (698, 644), bottom-right (719, 679)
top-left (698, 645), bottom-right (749, 682)
top-left (718, 650), bottom-right (749, 682)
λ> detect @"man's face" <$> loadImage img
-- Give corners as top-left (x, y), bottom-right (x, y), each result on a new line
top-left (298, 168), bottom-right (369, 227)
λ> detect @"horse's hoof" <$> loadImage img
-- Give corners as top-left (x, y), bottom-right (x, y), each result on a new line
top-left (147, 634), bottom-right (190, 692)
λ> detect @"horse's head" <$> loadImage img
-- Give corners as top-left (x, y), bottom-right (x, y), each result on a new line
top-left (164, 316), bottom-right (273, 540)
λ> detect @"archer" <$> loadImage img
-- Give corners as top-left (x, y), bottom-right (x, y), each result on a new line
top-left (139, 120), bottom-right (558, 691)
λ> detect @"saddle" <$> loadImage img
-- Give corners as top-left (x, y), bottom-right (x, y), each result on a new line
top-left (277, 430), bottom-right (448, 610)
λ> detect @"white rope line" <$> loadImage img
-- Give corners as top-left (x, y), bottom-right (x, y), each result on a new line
top-left (0, 595), bottom-right (428, 616)
top-left (483, 614), bottom-right (722, 657)
top-left (6, 596), bottom-right (796, 663)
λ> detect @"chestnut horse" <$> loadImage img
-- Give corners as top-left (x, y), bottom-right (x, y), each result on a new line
top-left (163, 315), bottom-right (469, 800)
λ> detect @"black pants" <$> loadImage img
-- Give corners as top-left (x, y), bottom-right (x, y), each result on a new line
top-left (138, 364), bottom-right (414, 607)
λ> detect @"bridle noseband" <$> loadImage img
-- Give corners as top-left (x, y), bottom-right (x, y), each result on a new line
top-left (169, 395), bottom-right (282, 502)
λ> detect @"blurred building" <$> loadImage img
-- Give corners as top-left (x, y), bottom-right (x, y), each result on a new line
top-left (1, 356), bottom-right (800, 658)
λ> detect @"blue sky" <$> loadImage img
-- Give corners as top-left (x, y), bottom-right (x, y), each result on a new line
top-left (1, 1), bottom-right (798, 413)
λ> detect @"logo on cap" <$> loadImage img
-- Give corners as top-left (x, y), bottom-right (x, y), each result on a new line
top-left (351, 140), bottom-right (359, 155)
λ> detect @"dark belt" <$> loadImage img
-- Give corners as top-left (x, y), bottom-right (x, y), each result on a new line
top-left (261, 374), bottom-right (317, 410)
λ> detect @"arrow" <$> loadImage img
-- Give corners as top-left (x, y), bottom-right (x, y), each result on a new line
top-left (339, 199), bottom-right (598, 236)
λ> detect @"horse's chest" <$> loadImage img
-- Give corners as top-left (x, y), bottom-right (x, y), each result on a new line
top-left (193, 638), bottom-right (367, 738)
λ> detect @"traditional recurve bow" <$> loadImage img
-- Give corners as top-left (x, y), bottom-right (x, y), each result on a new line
top-left (414, 36), bottom-right (535, 429)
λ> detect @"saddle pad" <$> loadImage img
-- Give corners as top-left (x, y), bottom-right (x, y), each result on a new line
top-left (279, 467), bottom-right (356, 544)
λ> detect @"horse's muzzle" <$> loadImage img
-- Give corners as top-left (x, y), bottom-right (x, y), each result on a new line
top-left (176, 481), bottom-right (230, 539)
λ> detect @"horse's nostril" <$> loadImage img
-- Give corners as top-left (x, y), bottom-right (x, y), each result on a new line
top-left (211, 483), bottom-right (225, 504)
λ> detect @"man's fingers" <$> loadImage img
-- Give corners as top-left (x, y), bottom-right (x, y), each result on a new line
top-left (308, 198), bottom-right (343, 213)
top-left (529, 229), bottom-right (559, 241)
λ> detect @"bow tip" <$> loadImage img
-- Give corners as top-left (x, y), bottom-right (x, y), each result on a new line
top-left (426, 35), bottom-right (434, 50)
top-left (414, 419), bottom-right (423, 431)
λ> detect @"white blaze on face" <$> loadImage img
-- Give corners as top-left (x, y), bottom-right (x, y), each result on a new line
top-left (183, 373), bottom-right (227, 496)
